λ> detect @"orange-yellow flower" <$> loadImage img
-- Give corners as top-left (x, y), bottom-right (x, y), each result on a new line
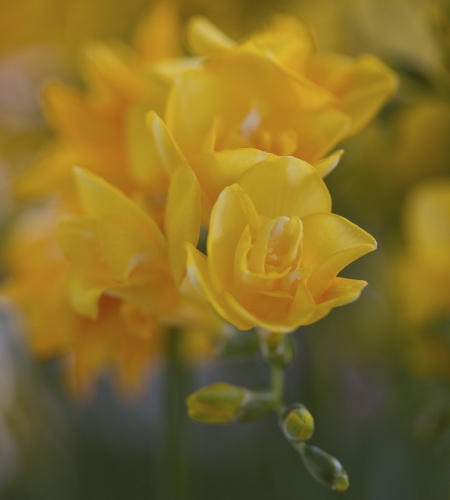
top-left (2, 206), bottom-right (166, 392)
top-left (166, 16), bottom-right (397, 166)
top-left (14, 1), bottom-right (194, 211)
top-left (187, 156), bottom-right (376, 332)
top-left (3, 161), bottom-right (214, 392)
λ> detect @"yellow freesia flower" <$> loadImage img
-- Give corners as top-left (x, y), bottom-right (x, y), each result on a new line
top-left (397, 179), bottom-right (450, 378)
top-left (13, 1), bottom-right (195, 209)
top-left (165, 16), bottom-right (397, 165)
top-left (186, 156), bottom-right (376, 332)
top-left (2, 206), bottom-right (167, 393)
top-left (3, 161), bottom-right (219, 392)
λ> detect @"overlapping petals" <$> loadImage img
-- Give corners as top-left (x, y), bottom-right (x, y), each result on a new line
top-left (187, 157), bottom-right (376, 332)
top-left (166, 15), bottom-right (397, 167)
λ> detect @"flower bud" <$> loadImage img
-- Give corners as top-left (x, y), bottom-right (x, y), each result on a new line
top-left (187, 383), bottom-right (244, 424)
top-left (258, 330), bottom-right (295, 369)
top-left (295, 443), bottom-right (349, 492)
top-left (218, 327), bottom-right (259, 357)
top-left (280, 404), bottom-right (314, 441)
top-left (187, 383), bottom-right (276, 424)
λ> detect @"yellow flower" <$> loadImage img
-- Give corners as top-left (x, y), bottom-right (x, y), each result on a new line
top-left (2, 206), bottom-right (166, 393)
top-left (13, 1), bottom-right (195, 209)
top-left (186, 156), bottom-right (376, 332)
top-left (3, 160), bottom-right (213, 392)
top-left (397, 179), bottom-right (450, 378)
top-left (399, 179), bottom-right (450, 327)
top-left (166, 16), bottom-right (397, 165)
top-left (59, 163), bottom-right (200, 317)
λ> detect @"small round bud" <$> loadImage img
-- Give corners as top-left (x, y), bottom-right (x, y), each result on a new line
top-left (280, 403), bottom-right (314, 441)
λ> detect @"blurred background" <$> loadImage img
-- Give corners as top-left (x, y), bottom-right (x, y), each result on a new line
top-left (0, 0), bottom-right (449, 498)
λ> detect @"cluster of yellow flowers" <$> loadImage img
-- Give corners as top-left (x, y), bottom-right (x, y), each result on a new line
top-left (3, 6), bottom-right (397, 394)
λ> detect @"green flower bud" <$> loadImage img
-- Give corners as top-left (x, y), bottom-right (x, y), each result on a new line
top-left (186, 383), bottom-right (245, 424)
top-left (187, 383), bottom-right (276, 424)
top-left (218, 327), bottom-right (260, 357)
top-left (258, 330), bottom-right (295, 369)
top-left (295, 443), bottom-right (349, 492)
top-left (280, 404), bottom-right (314, 441)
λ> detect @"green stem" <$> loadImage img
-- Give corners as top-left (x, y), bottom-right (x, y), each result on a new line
top-left (166, 327), bottom-right (189, 500)
top-left (270, 363), bottom-right (285, 410)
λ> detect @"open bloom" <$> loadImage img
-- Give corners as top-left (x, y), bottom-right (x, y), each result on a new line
top-left (14, 1), bottom-right (196, 211)
top-left (166, 16), bottom-right (397, 165)
top-left (187, 156), bottom-right (376, 332)
top-left (2, 206), bottom-right (166, 391)
top-left (3, 162), bottom-right (221, 392)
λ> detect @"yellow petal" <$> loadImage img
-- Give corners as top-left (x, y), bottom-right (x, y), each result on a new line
top-left (127, 104), bottom-right (170, 190)
top-left (73, 168), bottom-right (166, 281)
top-left (287, 107), bottom-right (350, 162)
top-left (81, 41), bottom-right (144, 101)
top-left (59, 216), bottom-right (110, 281)
top-left (67, 274), bottom-right (106, 319)
top-left (225, 280), bottom-right (315, 333)
top-left (302, 213), bottom-right (377, 299)
top-left (303, 278), bottom-right (368, 325)
top-left (187, 16), bottom-right (235, 57)
top-left (108, 265), bottom-right (179, 315)
top-left (237, 156), bottom-right (331, 219)
top-left (338, 55), bottom-right (398, 137)
top-left (132, 0), bottom-right (181, 61)
top-left (208, 184), bottom-right (259, 292)
top-left (145, 111), bottom-right (188, 175)
top-left (186, 244), bottom-right (254, 330)
top-left (190, 148), bottom-right (272, 205)
top-left (165, 68), bottom-right (220, 157)
top-left (306, 52), bottom-right (398, 137)
top-left (165, 165), bottom-right (201, 286)
top-left (313, 149), bottom-right (344, 178)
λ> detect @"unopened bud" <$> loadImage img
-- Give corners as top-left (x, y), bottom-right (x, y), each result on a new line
top-left (295, 443), bottom-right (349, 492)
top-left (218, 327), bottom-right (259, 357)
top-left (280, 404), bottom-right (314, 441)
top-left (187, 383), bottom-right (276, 424)
top-left (258, 330), bottom-right (295, 369)
top-left (187, 383), bottom-right (244, 424)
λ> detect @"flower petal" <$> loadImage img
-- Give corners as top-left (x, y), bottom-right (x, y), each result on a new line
top-left (73, 168), bottom-right (166, 281)
top-left (145, 111), bottom-right (188, 176)
top-left (127, 105), bottom-right (171, 190)
top-left (313, 149), bottom-right (344, 178)
top-left (303, 277), bottom-right (368, 325)
top-left (208, 184), bottom-right (259, 292)
top-left (190, 148), bottom-right (272, 205)
top-left (302, 213), bottom-right (376, 299)
top-left (186, 244), bottom-right (254, 330)
top-left (306, 52), bottom-right (398, 137)
top-left (237, 156), bottom-right (331, 219)
top-left (187, 16), bottom-right (235, 57)
top-left (165, 165), bottom-right (201, 286)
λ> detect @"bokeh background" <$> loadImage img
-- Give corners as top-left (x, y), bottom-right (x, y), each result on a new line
top-left (0, 0), bottom-right (449, 498)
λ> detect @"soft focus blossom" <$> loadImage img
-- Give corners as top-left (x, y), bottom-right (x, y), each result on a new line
top-left (13, 1), bottom-right (194, 210)
top-left (2, 162), bottom-right (221, 392)
top-left (187, 156), bottom-right (376, 332)
top-left (397, 179), bottom-right (450, 378)
top-left (166, 16), bottom-right (397, 166)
